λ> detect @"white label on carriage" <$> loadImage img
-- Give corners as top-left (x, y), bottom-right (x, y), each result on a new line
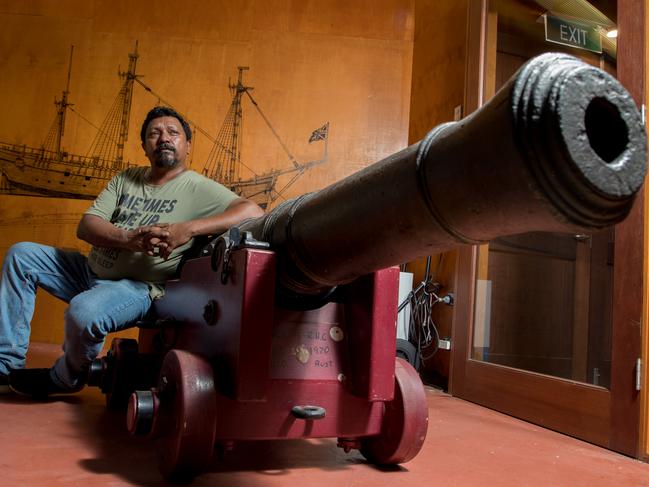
top-left (269, 321), bottom-right (347, 380)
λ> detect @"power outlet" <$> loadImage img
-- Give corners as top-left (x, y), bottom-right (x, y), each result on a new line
top-left (453, 105), bottom-right (463, 121)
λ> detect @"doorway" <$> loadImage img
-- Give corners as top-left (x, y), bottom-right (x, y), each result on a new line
top-left (450, 0), bottom-right (643, 456)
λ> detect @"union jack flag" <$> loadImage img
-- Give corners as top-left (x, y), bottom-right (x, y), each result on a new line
top-left (308, 123), bottom-right (329, 143)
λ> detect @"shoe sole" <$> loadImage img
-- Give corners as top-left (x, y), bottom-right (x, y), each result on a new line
top-left (8, 383), bottom-right (83, 397)
top-left (8, 384), bottom-right (51, 398)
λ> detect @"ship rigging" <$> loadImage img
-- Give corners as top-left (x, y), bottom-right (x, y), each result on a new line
top-left (0, 43), bottom-right (328, 209)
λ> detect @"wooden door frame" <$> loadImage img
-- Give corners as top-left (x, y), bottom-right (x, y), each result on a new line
top-left (611, 0), bottom-right (644, 458)
top-left (450, 0), bottom-right (644, 456)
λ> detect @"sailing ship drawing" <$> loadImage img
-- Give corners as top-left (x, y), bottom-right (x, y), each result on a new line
top-left (0, 43), bottom-right (328, 209)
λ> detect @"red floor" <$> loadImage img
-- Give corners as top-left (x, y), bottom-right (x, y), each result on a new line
top-left (2, 342), bottom-right (649, 486)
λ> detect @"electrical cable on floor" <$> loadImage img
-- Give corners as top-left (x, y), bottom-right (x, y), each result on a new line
top-left (399, 254), bottom-right (448, 368)
top-left (407, 284), bottom-right (441, 364)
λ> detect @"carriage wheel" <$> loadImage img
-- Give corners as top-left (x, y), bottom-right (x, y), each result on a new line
top-left (154, 349), bottom-right (217, 480)
top-left (105, 338), bottom-right (139, 409)
top-left (360, 357), bottom-right (428, 465)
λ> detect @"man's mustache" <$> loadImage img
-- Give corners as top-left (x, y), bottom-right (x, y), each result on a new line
top-left (155, 144), bottom-right (176, 155)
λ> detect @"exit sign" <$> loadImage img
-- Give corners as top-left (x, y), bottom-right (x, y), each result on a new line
top-left (544, 14), bottom-right (602, 54)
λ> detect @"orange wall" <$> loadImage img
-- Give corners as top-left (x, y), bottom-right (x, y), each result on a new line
top-left (406, 0), bottom-right (468, 388)
top-left (409, 0), bottom-right (467, 143)
top-left (0, 0), bottom-right (415, 344)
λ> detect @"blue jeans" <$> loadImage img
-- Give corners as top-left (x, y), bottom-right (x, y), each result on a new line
top-left (0, 242), bottom-right (152, 389)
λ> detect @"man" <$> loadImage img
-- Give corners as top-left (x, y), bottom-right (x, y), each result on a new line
top-left (0, 106), bottom-right (263, 397)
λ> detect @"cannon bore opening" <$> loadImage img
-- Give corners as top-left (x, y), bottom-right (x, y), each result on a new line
top-left (585, 97), bottom-right (629, 163)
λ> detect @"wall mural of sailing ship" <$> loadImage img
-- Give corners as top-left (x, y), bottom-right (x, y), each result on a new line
top-left (0, 43), bottom-right (329, 209)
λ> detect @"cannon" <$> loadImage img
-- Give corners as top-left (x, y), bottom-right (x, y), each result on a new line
top-left (88, 53), bottom-right (647, 479)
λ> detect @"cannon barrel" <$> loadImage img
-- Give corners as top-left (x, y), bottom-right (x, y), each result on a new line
top-left (240, 53), bottom-right (647, 298)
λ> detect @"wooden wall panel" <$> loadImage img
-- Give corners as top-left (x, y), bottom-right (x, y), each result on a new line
top-left (0, 196), bottom-right (92, 344)
top-left (408, 0), bottom-right (468, 142)
top-left (406, 0), bottom-right (468, 388)
top-left (0, 0), bottom-right (415, 344)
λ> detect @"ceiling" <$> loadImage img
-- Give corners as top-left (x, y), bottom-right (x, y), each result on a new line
top-left (497, 0), bottom-right (617, 59)
top-left (533, 0), bottom-right (616, 25)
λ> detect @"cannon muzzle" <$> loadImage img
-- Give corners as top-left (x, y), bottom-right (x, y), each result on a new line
top-left (240, 53), bottom-right (647, 299)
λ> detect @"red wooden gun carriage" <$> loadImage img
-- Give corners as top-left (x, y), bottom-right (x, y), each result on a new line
top-left (88, 53), bottom-right (647, 479)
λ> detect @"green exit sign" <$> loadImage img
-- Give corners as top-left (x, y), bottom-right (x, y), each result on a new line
top-left (545, 14), bottom-right (602, 54)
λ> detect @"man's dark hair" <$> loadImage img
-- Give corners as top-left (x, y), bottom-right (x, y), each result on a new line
top-left (140, 106), bottom-right (192, 143)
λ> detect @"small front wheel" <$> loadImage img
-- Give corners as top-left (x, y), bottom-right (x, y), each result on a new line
top-left (154, 349), bottom-right (217, 480)
top-left (360, 357), bottom-right (428, 465)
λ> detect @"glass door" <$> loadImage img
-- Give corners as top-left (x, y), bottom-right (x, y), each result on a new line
top-left (472, 229), bottom-right (614, 387)
top-left (451, 0), bottom-right (642, 456)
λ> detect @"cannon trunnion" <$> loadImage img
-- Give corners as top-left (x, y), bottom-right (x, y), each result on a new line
top-left (88, 53), bottom-right (647, 480)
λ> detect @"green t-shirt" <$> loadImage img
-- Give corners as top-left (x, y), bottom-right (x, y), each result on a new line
top-left (85, 167), bottom-right (238, 297)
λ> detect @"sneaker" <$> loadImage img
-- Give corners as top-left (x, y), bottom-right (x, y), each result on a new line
top-left (0, 373), bottom-right (9, 394)
top-left (9, 368), bottom-right (81, 398)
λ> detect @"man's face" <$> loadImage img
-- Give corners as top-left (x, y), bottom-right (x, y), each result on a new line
top-left (142, 116), bottom-right (191, 169)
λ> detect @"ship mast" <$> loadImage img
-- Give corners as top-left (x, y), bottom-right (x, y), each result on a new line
top-left (55, 45), bottom-right (74, 157)
top-left (203, 66), bottom-right (252, 185)
top-left (228, 66), bottom-right (248, 184)
top-left (86, 41), bottom-right (139, 169)
top-left (116, 42), bottom-right (139, 165)
top-left (200, 66), bottom-right (326, 208)
top-left (42, 45), bottom-right (74, 158)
